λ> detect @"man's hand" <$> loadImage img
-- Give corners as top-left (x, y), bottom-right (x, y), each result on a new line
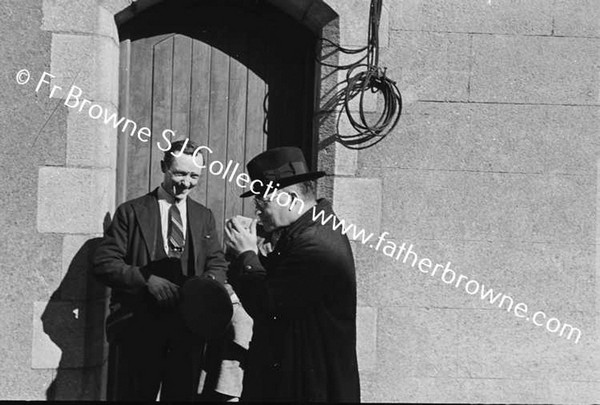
top-left (146, 275), bottom-right (180, 307)
top-left (224, 216), bottom-right (259, 257)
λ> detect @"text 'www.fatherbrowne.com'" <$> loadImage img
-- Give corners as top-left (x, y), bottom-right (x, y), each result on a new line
top-left (310, 207), bottom-right (583, 344)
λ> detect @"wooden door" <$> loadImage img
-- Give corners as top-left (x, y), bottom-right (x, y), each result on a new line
top-left (116, 0), bottom-right (317, 240)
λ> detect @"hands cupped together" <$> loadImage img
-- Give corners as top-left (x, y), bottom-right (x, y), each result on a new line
top-left (224, 216), bottom-right (259, 257)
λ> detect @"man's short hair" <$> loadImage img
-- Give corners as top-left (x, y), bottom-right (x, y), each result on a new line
top-left (163, 139), bottom-right (199, 168)
top-left (289, 180), bottom-right (316, 200)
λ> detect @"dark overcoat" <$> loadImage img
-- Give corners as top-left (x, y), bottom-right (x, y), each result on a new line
top-left (93, 188), bottom-right (228, 338)
top-left (229, 198), bottom-right (361, 402)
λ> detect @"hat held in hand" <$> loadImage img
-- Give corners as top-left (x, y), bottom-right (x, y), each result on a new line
top-left (240, 146), bottom-right (326, 197)
top-left (180, 277), bottom-right (233, 339)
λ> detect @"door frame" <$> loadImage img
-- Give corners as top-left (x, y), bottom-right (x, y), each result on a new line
top-left (115, 0), bottom-right (342, 204)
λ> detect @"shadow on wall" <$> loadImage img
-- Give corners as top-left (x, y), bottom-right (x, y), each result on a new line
top-left (40, 214), bottom-right (112, 400)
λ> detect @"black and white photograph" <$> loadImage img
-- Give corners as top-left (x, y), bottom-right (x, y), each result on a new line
top-left (0, 0), bottom-right (598, 402)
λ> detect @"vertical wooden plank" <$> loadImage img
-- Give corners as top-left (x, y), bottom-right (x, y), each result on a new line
top-left (189, 40), bottom-right (212, 206)
top-left (243, 69), bottom-right (267, 218)
top-left (206, 46), bottom-right (230, 241)
top-left (126, 37), bottom-right (154, 200)
top-left (150, 35), bottom-right (174, 190)
top-left (171, 35), bottom-right (193, 141)
top-left (116, 39), bottom-right (131, 205)
top-left (225, 56), bottom-right (247, 223)
top-left (262, 28), bottom-right (280, 150)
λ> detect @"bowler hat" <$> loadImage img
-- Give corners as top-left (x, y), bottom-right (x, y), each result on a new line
top-left (240, 146), bottom-right (326, 197)
top-left (180, 277), bottom-right (233, 339)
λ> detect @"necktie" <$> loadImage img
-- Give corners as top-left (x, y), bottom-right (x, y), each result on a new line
top-left (168, 204), bottom-right (185, 258)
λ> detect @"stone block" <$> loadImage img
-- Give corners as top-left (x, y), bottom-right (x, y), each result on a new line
top-left (333, 177), bottom-right (382, 238)
top-left (49, 34), bottom-right (119, 104)
top-left (357, 238), bottom-right (474, 308)
top-left (358, 102), bottom-right (600, 176)
top-left (66, 102), bottom-right (118, 168)
top-left (42, 0), bottom-right (98, 34)
top-left (327, 0), bottom-right (389, 48)
top-left (0, 368), bottom-right (54, 400)
top-left (546, 380), bottom-right (600, 404)
top-left (377, 307), bottom-right (459, 378)
top-left (43, 0), bottom-right (117, 39)
top-left (455, 309), bottom-right (599, 381)
top-left (0, 2), bottom-right (15, 19)
top-left (456, 240), bottom-right (596, 314)
top-left (0, 299), bottom-right (35, 376)
top-left (333, 143), bottom-right (357, 175)
top-left (552, 0), bottom-right (600, 38)
top-left (0, 96), bottom-right (68, 168)
top-left (383, 31), bottom-right (471, 102)
top-left (352, 240), bottom-right (387, 307)
top-left (360, 102), bottom-right (545, 173)
top-left (315, 113), bottom-right (336, 201)
top-left (37, 167), bottom-right (114, 234)
top-left (356, 306), bottom-right (377, 371)
top-left (98, 4), bottom-right (119, 42)
top-left (455, 378), bottom-right (551, 403)
top-left (316, 37), bottom-right (341, 113)
top-left (0, 217), bottom-right (63, 303)
top-left (363, 236), bottom-right (596, 313)
top-left (333, 116), bottom-right (358, 175)
top-left (99, 0), bottom-right (132, 15)
top-left (470, 35), bottom-right (600, 105)
top-left (360, 374), bottom-right (462, 402)
top-left (381, 169), bottom-right (596, 245)
top-left (389, 0), bottom-right (553, 35)
top-left (1, 0), bottom-right (67, 166)
top-left (32, 301), bottom-right (63, 369)
top-left (542, 105), bottom-right (600, 175)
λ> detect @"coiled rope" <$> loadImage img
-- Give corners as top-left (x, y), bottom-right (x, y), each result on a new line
top-left (318, 0), bottom-right (402, 150)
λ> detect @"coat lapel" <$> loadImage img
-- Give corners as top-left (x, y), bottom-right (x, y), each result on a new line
top-left (132, 189), bottom-right (160, 259)
top-left (187, 199), bottom-right (203, 259)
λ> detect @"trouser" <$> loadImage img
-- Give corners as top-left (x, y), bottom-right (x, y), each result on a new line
top-left (107, 307), bottom-right (204, 401)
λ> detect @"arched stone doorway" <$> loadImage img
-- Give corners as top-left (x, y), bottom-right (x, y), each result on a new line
top-left (107, 0), bottom-right (338, 399)
top-left (115, 0), bottom-right (336, 238)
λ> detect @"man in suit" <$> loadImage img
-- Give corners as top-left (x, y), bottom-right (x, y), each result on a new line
top-left (224, 147), bottom-right (361, 402)
top-left (93, 139), bottom-right (229, 401)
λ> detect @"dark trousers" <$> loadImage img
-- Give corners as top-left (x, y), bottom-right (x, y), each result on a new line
top-left (107, 307), bottom-right (204, 401)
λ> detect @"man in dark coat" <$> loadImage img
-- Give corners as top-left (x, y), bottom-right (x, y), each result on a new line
top-left (93, 140), bottom-right (228, 401)
top-left (224, 147), bottom-right (361, 402)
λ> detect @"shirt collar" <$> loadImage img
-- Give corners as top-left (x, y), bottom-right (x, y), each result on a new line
top-left (158, 184), bottom-right (187, 207)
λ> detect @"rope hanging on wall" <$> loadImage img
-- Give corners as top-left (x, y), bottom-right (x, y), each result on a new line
top-left (319, 0), bottom-right (402, 150)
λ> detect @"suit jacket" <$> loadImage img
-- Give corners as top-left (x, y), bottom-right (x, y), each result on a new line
top-left (229, 198), bottom-right (360, 402)
top-left (93, 188), bottom-right (228, 340)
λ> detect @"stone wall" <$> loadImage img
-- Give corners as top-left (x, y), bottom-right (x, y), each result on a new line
top-left (327, 0), bottom-right (600, 402)
top-left (0, 0), bottom-right (124, 399)
top-left (0, 0), bottom-right (598, 402)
